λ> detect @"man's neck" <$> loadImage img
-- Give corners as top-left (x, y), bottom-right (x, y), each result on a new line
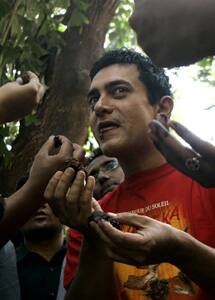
top-left (24, 231), bottom-right (64, 261)
top-left (120, 147), bottom-right (167, 178)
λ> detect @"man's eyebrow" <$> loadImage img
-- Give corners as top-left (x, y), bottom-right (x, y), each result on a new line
top-left (105, 80), bottom-right (132, 90)
top-left (88, 80), bottom-right (132, 98)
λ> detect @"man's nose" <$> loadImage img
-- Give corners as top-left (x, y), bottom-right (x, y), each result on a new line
top-left (94, 95), bottom-right (113, 116)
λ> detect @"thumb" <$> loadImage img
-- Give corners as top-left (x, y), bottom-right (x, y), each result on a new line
top-left (115, 212), bottom-right (152, 228)
top-left (92, 199), bottom-right (103, 212)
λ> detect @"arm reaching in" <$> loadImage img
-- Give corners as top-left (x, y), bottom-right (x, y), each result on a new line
top-left (91, 212), bottom-right (215, 295)
top-left (148, 119), bottom-right (215, 187)
top-left (0, 135), bottom-right (73, 246)
top-left (130, 0), bottom-right (215, 67)
top-left (0, 71), bottom-right (45, 123)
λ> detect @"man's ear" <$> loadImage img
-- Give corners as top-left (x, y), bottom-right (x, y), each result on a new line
top-left (157, 96), bottom-right (174, 118)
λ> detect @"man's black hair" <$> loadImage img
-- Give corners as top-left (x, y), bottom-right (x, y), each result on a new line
top-left (89, 48), bottom-right (172, 105)
top-left (85, 148), bottom-right (103, 167)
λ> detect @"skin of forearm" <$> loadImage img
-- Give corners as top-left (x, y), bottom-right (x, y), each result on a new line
top-left (0, 85), bottom-right (37, 123)
top-left (164, 0), bottom-right (215, 67)
top-left (65, 238), bottom-right (120, 300)
top-left (188, 0), bottom-right (215, 57)
top-left (135, 0), bottom-right (215, 67)
top-left (169, 230), bottom-right (215, 294)
top-left (0, 180), bottom-right (45, 246)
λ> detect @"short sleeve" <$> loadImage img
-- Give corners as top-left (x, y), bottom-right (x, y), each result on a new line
top-left (64, 229), bottom-right (83, 289)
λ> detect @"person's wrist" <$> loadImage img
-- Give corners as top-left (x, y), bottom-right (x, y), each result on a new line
top-left (22, 176), bottom-right (46, 200)
top-left (167, 228), bottom-right (193, 266)
top-left (82, 226), bottom-right (108, 255)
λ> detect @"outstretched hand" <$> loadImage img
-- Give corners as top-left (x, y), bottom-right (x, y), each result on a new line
top-left (148, 119), bottom-right (215, 187)
top-left (90, 212), bottom-right (179, 266)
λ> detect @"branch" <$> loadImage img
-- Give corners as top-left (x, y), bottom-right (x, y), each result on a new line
top-left (34, 12), bottom-right (48, 41)
top-left (1, 0), bottom-right (22, 46)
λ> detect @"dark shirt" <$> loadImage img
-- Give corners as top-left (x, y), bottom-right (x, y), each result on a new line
top-left (16, 240), bottom-right (67, 300)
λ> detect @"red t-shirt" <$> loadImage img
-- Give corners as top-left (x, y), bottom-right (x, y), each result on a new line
top-left (64, 163), bottom-right (215, 299)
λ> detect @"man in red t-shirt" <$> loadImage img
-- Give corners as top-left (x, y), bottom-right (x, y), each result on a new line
top-left (44, 49), bottom-right (215, 300)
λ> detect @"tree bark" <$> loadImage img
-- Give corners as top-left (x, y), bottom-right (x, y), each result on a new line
top-left (1, 0), bottom-right (119, 195)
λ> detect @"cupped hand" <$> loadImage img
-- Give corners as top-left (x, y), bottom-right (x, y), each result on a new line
top-left (44, 167), bottom-right (96, 232)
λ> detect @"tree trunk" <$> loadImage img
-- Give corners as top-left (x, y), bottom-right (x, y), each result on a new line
top-left (1, 0), bottom-right (119, 195)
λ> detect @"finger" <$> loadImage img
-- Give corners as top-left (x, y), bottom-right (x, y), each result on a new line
top-left (44, 171), bottom-right (65, 217)
top-left (25, 71), bottom-right (45, 102)
top-left (96, 219), bottom-right (144, 250)
top-left (26, 71), bottom-right (40, 84)
top-left (79, 175), bottom-right (95, 220)
top-left (149, 121), bottom-right (209, 184)
top-left (148, 120), bottom-right (201, 175)
top-left (40, 136), bottom-right (75, 171)
top-left (92, 198), bottom-right (103, 212)
top-left (95, 221), bottom-right (146, 263)
top-left (54, 167), bottom-right (76, 199)
top-left (44, 171), bottom-right (63, 201)
top-left (16, 77), bottom-right (23, 85)
top-left (90, 221), bottom-right (115, 247)
top-left (148, 120), bottom-right (171, 144)
top-left (66, 171), bottom-right (86, 213)
top-left (114, 212), bottom-right (152, 228)
top-left (57, 135), bottom-right (74, 158)
top-left (39, 135), bottom-right (57, 155)
top-left (36, 84), bottom-right (46, 103)
top-left (156, 113), bottom-right (169, 127)
top-left (169, 120), bottom-right (215, 159)
top-left (48, 168), bottom-right (75, 218)
top-left (72, 143), bottom-right (85, 163)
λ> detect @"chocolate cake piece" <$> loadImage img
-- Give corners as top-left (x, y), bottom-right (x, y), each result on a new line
top-left (89, 211), bottom-right (120, 229)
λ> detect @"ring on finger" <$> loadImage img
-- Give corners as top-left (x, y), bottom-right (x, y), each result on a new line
top-left (185, 157), bottom-right (200, 172)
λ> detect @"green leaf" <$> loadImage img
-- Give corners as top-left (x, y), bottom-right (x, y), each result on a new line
top-left (24, 114), bottom-right (40, 126)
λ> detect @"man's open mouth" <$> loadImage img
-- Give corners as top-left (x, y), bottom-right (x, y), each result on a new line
top-left (97, 120), bottom-right (120, 135)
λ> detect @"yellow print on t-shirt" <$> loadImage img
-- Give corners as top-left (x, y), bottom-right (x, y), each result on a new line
top-left (114, 202), bottom-right (200, 300)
